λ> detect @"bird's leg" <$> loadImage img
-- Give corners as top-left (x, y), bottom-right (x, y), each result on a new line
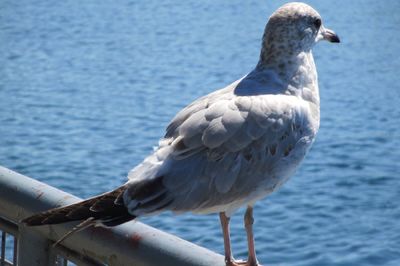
top-left (244, 206), bottom-right (259, 266)
top-left (219, 212), bottom-right (246, 266)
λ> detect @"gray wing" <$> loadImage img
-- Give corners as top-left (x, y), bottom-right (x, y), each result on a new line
top-left (123, 81), bottom-right (314, 215)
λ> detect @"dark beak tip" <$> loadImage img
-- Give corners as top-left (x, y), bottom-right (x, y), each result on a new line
top-left (331, 34), bottom-right (340, 43)
top-left (323, 29), bottom-right (341, 43)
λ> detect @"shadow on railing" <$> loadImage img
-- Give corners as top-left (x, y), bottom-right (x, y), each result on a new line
top-left (0, 166), bottom-right (224, 266)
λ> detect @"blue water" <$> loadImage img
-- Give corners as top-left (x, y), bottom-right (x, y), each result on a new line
top-left (1, 0), bottom-right (400, 265)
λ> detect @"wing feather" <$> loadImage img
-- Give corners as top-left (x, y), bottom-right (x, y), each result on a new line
top-left (126, 78), bottom-right (314, 214)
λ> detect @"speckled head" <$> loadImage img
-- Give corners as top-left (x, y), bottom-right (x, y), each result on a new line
top-left (259, 2), bottom-right (340, 65)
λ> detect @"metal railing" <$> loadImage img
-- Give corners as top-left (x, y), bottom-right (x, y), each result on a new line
top-left (0, 166), bottom-right (224, 266)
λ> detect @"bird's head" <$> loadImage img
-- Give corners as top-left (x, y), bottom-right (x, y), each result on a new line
top-left (262, 2), bottom-right (340, 57)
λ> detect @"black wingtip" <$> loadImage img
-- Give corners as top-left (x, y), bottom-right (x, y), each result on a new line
top-left (21, 185), bottom-right (131, 227)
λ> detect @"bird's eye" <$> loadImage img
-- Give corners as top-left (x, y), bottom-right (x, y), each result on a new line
top-left (313, 18), bottom-right (321, 29)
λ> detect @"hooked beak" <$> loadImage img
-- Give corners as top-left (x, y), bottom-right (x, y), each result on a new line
top-left (321, 27), bottom-right (340, 43)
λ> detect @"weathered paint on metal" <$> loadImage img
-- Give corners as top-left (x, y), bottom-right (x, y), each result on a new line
top-left (0, 166), bottom-right (225, 266)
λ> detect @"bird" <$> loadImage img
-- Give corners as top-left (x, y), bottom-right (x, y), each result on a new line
top-left (22, 2), bottom-right (339, 266)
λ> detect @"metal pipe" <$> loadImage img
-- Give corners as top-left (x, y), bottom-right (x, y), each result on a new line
top-left (0, 217), bottom-right (18, 236)
top-left (0, 166), bottom-right (224, 266)
top-left (17, 226), bottom-right (56, 266)
top-left (1, 231), bottom-right (5, 266)
top-left (0, 218), bottom-right (18, 266)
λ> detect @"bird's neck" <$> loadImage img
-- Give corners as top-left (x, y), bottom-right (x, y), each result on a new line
top-left (256, 49), bottom-right (319, 104)
top-left (255, 48), bottom-right (320, 125)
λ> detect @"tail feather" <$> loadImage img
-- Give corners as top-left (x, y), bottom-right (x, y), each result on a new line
top-left (21, 185), bottom-right (135, 226)
top-left (52, 217), bottom-right (96, 247)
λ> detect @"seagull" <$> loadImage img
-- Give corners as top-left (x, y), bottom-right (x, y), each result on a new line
top-left (22, 2), bottom-right (339, 265)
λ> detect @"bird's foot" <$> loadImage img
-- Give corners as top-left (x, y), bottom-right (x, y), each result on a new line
top-left (225, 259), bottom-right (260, 266)
top-left (225, 259), bottom-right (246, 266)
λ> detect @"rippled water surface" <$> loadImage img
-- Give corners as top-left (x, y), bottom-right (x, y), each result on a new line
top-left (1, 0), bottom-right (400, 265)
